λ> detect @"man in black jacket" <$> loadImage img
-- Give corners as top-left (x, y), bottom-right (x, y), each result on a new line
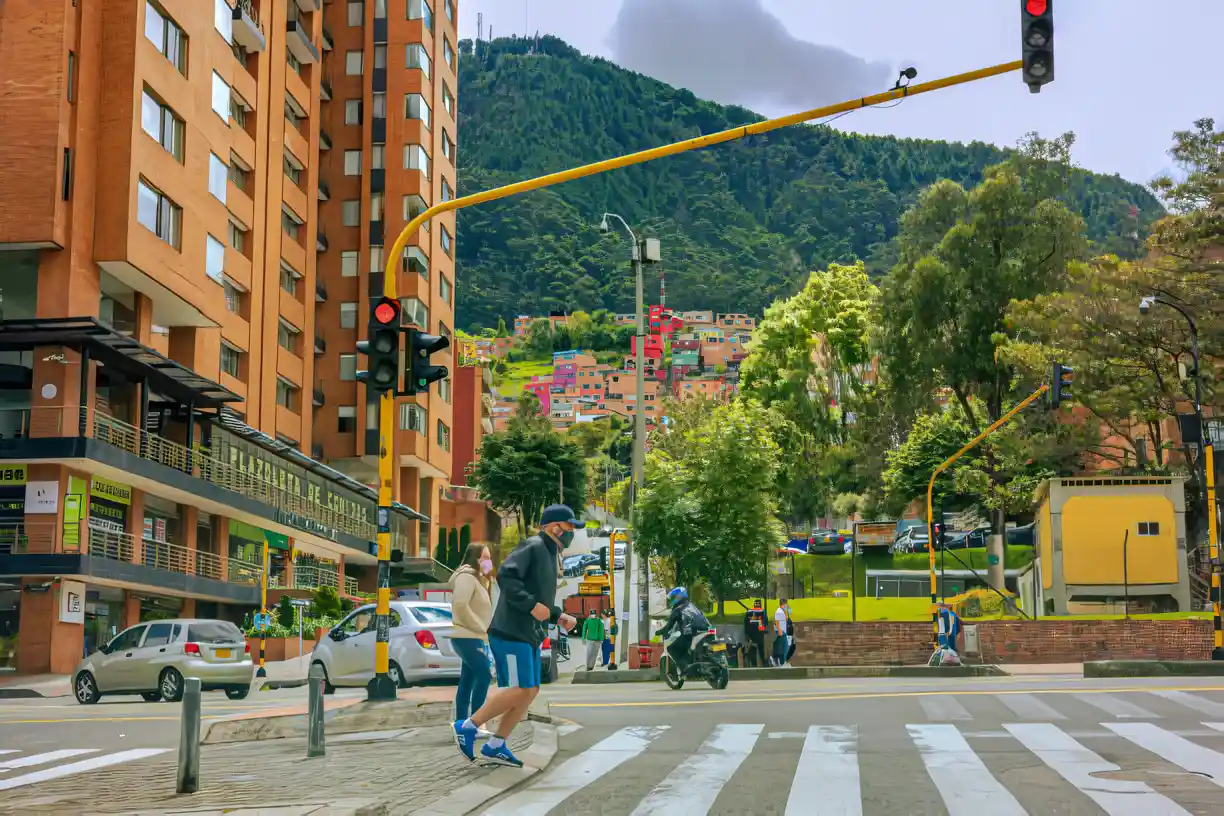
top-left (453, 504), bottom-right (579, 767)
top-left (743, 600), bottom-right (767, 668)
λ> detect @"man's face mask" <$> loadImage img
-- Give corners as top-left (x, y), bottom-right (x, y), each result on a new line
top-left (558, 528), bottom-right (575, 548)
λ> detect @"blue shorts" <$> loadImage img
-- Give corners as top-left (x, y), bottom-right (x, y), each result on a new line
top-left (489, 635), bottom-right (541, 689)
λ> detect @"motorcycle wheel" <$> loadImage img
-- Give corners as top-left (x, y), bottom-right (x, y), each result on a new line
top-left (660, 654), bottom-right (685, 690)
top-left (707, 662), bottom-right (730, 690)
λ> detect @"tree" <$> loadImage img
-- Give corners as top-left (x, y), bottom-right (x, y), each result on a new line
top-left (277, 595), bottom-right (295, 629)
top-left (473, 424), bottom-right (587, 529)
top-left (526, 319), bottom-right (553, 358)
top-left (495, 317), bottom-right (509, 338)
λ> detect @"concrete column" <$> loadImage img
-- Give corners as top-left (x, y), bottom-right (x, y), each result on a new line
top-left (15, 579), bottom-right (85, 674)
top-left (336, 554), bottom-right (346, 593)
top-left (126, 490), bottom-right (145, 565)
top-left (216, 519), bottom-right (230, 582)
top-left (133, 293), bottom-right (154, 346)
top-left (180, 598), bottom-right (197, 618)
top-left (22, 464), bottom-right (68, 553)
top-left (121, 591), bottom-right (141, 629)
top-left (182, 505), bottom-right (199, 575)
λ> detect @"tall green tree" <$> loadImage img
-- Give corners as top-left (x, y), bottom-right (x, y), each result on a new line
top-left (472, 424), bottom-right (587, 530)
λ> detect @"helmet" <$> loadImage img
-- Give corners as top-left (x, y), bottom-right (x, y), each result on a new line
top-left (667, 587), bottom-right (689, 608)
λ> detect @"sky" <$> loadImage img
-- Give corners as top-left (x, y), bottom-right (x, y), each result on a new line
top-left (458, 0), bottom-right (1223, 187)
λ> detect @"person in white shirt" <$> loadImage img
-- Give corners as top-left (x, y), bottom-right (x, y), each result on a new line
top-left (772, 599), bottom-right (790, 667)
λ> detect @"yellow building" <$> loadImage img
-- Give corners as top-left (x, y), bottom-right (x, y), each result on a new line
top-left (1032, 477), bottom-right (1191, 614)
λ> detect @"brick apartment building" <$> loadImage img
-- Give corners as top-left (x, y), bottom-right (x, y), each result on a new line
top-left (0, 0), bottom-right (460, 674)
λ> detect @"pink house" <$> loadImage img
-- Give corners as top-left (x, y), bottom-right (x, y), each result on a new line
top-left (524, 376), bottom-right (553, 414)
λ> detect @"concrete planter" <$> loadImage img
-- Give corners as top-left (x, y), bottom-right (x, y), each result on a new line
top-left (246, 636), bottom-right (318, 662)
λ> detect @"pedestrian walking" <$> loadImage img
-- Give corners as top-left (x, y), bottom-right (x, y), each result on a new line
top-left (580, 608), bottom-right (605, 670)
top-left (771, 598), bottom-right (790, 667)
top-left (449, 542), bottom-right (494, 723)
top-left (453, 504), bottom-right (579, 767)
top-left (601, 609), bottom-right (616, 667)
top-left (743, 599), bottom-right (767, 668)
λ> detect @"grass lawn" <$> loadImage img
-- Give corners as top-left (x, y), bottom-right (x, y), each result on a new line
top-left (496, 359), bottom-right (554, 397)
top-left (710, 596), bottom-right (1213, 623)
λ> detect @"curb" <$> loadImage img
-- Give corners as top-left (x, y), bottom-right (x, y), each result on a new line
top-left (259, 678), bottom-right (308, 690)
top-left (568, 664), bottom-right (1006, 683)
top-left (0, 688), bottom-right (50, 699)
top-left (1084, 660), bottom-right (1224, 678)
top-left (411, 721), bottom-right (560, 816)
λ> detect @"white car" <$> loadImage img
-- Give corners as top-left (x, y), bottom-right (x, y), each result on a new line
top-left (310, 601), bottom-right (460, 691)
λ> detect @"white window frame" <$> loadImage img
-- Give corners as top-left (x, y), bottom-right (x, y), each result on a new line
top-left (345, 50), bottom-right (364, 75)
top-left (343, 149), bottom-right (362, 176)
top-left (405, 93), bottom-right (431, 130)
top-left (339, 355), bottom-right (357, 381)
top-left (344, 99), bottom-right (362, 125)
top-left (346, 1), bottom-right (363, 26)
top-left (404, 144), bottom-right (430, 177)
top-left (341, 250), bottom-right (359, 277)
top-left (206, 234), bottom-right (225, 283)
top-left (208, 152), bottom-right (228, 203)
top-left (341, 200), bottom-right (361, 227)
top-left (214, 0), bottom-right (233, 43)
top-left (407, 44), bottom-right (431, 77)
top-left (339, 302), bottom-right (358, 330)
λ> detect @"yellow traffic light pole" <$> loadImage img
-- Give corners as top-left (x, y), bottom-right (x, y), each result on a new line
top-left (1206, 442), bottom-right (1222, 659)
top-left (373, 59), bottom-right (1024, 687)
top-left (925, 385), bottom-right (1049, 650)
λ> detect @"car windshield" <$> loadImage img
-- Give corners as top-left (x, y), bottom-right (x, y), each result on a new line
top-left (187, 621), bottom-right (244, 643)
top-left (409, 606), bottom-right (453, 624)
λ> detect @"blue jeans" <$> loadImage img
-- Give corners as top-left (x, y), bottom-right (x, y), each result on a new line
top-left (452, 637), bottom-right (491, 721)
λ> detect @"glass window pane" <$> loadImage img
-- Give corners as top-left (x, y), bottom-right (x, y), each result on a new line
top-left (208, 153), bottom-right (228, 203)
top-left (346, 50), bottom-right (363, 75)
top-left (206, 234), bottom-right (225, 283)
top-left (345, 99), bottom-right (361, 125)
top-left (347, 1), bottom-right (363, 26)
top-left (340, 355), bottom-right (357, 381)
top-left (372, 92), bottom-right (386, 117)
top-left (211, 72), bottom-right (230, 120)
top-left (137, 181), bottom-right (159, 233)
top-left (341, 250), bottom-right (359, 276)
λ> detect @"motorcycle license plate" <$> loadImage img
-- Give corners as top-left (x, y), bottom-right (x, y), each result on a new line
top-left (711, 644), bottom-right (726, 652)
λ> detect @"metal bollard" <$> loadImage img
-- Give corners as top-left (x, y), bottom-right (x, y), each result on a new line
top-left (176, 677), bottom-right (202, 794)
top-left (307, 663), bottom-right (326, 758)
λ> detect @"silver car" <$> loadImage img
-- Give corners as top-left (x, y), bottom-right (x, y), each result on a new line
top-left (74, 618), bottom-right (254, 704)
top-left (310, 601), bottom-right (461, 691)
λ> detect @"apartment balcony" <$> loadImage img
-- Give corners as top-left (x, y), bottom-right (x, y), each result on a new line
top-left (232, 0), bottom-right (266, 51)
top-left (320, 75), bottom-right (332, 102)
top-left (319, 128), bottom-right (332, 151)
top-left (293, 0), bottom-right (321, 11)
top-left (317, 230), bottom-right (329, 252)
top-left (312, 443), bottom-right (324, 460)
top-left (321, 25), bottom-right (334, 51)
top-left (316, 280), bottom-right (328, 302)
top-left (286, 20), bottom-right (319, 65)
top-left (313, 387), bottom-right (325, 407)
top-left (318, 178), bottom-right (330, 201)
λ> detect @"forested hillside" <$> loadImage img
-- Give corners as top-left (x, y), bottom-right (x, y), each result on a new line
top-left (454, 36), bottom-right (1162, 330)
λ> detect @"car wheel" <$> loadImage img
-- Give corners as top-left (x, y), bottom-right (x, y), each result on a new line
top-left (312, 661), bottom-right (336, 694)
top-left (388, 661), bottom-right (405, 689)
top-left (74, 671), bottom-right (101, 705)
top-left (225, 686), bottom-right (249, 700)
top-left (159, 667), bottom-right (184, 702)
top-left (141, 691), bottom-right (162, 702)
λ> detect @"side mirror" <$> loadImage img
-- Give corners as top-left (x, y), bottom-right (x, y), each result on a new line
top-left (329, 629), bottom-right (346, 642)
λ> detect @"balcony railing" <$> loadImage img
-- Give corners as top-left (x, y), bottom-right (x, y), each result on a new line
top-left (314, 333), bottom-right (326, 354)
top-left (313, 387), bottom-right (325, 407)
top-left (317, 230), bottom-right (329, 252)
top-left (0, 521), bottom-right (262, 587)
top-left (318, 178), bottom-right (330, 201)
top-left (294, 564), bottom-right (339, 591)
top-left (344, 575), bottom-right (359, 596)
top-left (320, 76), bottom-right (333, 101)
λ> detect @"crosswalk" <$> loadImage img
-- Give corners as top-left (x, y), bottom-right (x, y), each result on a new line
top-left (0, 746), bottom-right (168, 791)
top-left (492, 690), bottom-right (1224, 814)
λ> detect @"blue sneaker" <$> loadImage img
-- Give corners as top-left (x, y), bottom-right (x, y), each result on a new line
top-left (453, 719), bottom-right (478, 762)
top-left (480, 741), bottom-right (524, 768)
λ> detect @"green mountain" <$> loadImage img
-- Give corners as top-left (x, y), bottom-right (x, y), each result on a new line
top-left (454, 36), bottom-right (1161, 331)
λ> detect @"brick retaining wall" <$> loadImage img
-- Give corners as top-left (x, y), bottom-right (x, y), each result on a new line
top-left (792, 619), bottom-right (1212, 665)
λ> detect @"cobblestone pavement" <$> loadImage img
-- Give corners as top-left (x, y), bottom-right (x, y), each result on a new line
top-left (1, 724), bottom-right (535, 814)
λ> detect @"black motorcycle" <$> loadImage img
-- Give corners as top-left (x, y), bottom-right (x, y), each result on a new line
top-left (659, 629), bottom-right (730, 690)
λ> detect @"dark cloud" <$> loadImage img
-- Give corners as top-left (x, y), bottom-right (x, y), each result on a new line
top-left (608, 0), bottom-right (893, 114)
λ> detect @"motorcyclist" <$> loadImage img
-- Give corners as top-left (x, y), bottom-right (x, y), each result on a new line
top-left (658, 587), bottom-right (710, 671)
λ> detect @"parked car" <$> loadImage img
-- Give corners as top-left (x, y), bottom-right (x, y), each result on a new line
top-left (809, 529), bottom-right (853, 555)
top-left (564, 553), bottom-right (599, 577)
top-left (892, 528), bottom-right (930, 553)
top-left (310, 601), bottom-right (460, 692)
top-left (73, 618), bottom-right (253, 705)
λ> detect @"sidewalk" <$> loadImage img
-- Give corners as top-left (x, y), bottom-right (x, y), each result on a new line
top-left (0, 721), bottom-right (551, 815)
top-left (0, 657), bottom-right (315, 699)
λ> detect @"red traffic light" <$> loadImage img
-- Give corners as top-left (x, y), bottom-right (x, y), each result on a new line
top-left (1025, 0), bottom-right (1047, 14)
top-left (373, 298), bottom-right (400, 325)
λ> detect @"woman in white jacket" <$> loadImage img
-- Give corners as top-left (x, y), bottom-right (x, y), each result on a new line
top-left (450, 542), bottom-right (494, 722)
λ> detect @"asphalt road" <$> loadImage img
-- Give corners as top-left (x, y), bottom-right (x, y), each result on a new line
top-left (482, 673), bottom-right (1224, 814)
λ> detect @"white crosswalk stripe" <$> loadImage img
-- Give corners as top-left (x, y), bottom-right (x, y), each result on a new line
top-left (1152, 690), bottom-right (1224, 719)
top-left (1107, 721), bottom-right (1224, 789)
top-left (630, 723), bottom-right (762, 815)
top-left (1004, 722), bottom-right (1190, 815)
top-left (995, 692), bottom-right (1066, 720)
top-left (1073, 692), bottom-right (1159, 719)
top-left (908, 724), bottom-right (1026, 815)
top-left (919, 695), bottom-right (973, 720)
top-left (784, 725), bottom-right (860, 816)
top-left (0, 748), bottom-right (169, 791)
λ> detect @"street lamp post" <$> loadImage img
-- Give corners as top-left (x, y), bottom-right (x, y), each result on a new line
top-left (598, 213), bottom-right (659, 666)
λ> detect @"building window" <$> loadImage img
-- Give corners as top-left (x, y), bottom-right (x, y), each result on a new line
top-left (370, 244), bottom-right (384, 274)
top-left (145, 2), bottom-right (187, 75)
top-left (278, 320), bottom-right (300, 353)
top-left (401, 297), bottom-right (428, 328)
top-left (340, 302), bottom-right (358, 329)
top-left (437, 419), bottom-right (450, 451)
top-left (407, 44), bottom-right (431, 77)
top-left (440, 226), bottom-right (453, 258)
top-left (442, 83), bottom-right (454, 118)
top-left (400, 403), bottom-right (426, 433)
top-left (403, 194), bottom-right (429, 230)
top-left (345, 50), bottom-right (363, 75)
top-left (405, 93), bottom-right (431, 129)
top-left (1138, 522), bottom-right (1161, 536)
top-left (136, 179), bottom-right (181, 248)
top-left (439, 273), bottom-right (452, 305)
top-left (341, 250), bottom-right (359, 276)
top-left (339, 354), bottom-right (357, 381)
top-left (276, 377), bottom-right (297, 409)
top-left (404, 144), bottom-right (429, 177)
top-left (441, 177), bottom-right (453, 202)
top-left (223, 278), bottom-right (243, 313)
top-left (282, 207), bottom-right (303, 240)
top-left (228, 221), bottom-right (245, 252)
top-left (211, 72), bottom-right (230, 122)
top-left (230, 96), bottom-right (249, 129)
top-left (372, 143), bottom-right (385, 170)
top-left (220, 342), bottom-right (241, 377)
top-left (439, 377), bottom-right (451, 403)
top-left (404, 246), bottom-right (428, 279)
top-left (372, 92), bottom-right (387, 118)
top-left (286, 49), bottom-right (301, 76)
top-left (284, 96), bottom-right (304, 128)
top-left (373, 0), bottom-right (387, 18)
top-left (67, 51), bottom-right (76, 103)
top-left (140, 89), bottom-right (184, 161)
top-left (445, 0), bottom-right (454, 22)
top-left (344, 149), bottom-right (362, 176)
top-left (337, 406), bottom-right (357, 433)
top-left (444, 37), bottom-right (455, 70)
top-left (342, 200), bottom-right (361, 227)
top-left (345, 99), bottom-right (362, 125)
top-left (208, 153), bottom-right (228, 203)
top-left (206, 234), bottom-right (225, 283)
top-left (284, 154), bottom-right (302, 186)
top-left (373, 44), bottom-right (387, 70)
top-left (228, 159), bottom-right (250, 192)
top-left (280, 262), bottom-right (300, 296)
top-left (346, 1), bottom-right (363, 26)
top-left (408, 0), bottom-right (433, 31)
top-left (442, 129), bottom-right (455, 161)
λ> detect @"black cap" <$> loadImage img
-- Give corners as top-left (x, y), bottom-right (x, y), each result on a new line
top-left (540, 504), bottom-right (581, 526)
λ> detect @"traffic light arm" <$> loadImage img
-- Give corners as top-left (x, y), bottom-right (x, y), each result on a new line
top-left (925, 385), bottom-right (1049, 646)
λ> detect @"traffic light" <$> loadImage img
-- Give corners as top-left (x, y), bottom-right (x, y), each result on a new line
top-left (356, 297), bottom-right (401, 394)
top-left (598, 546), bottom-right (608, 571)
top-left (1051, 362), bottom-right (1074, 407)
top-left (1021, 0), bottom-right (1054, 93)
top-left (402, 328), bottom-right (450, 396)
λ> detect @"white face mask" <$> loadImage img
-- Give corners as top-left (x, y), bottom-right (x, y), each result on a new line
top-left (479, 558), bottom-right (493, 575)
